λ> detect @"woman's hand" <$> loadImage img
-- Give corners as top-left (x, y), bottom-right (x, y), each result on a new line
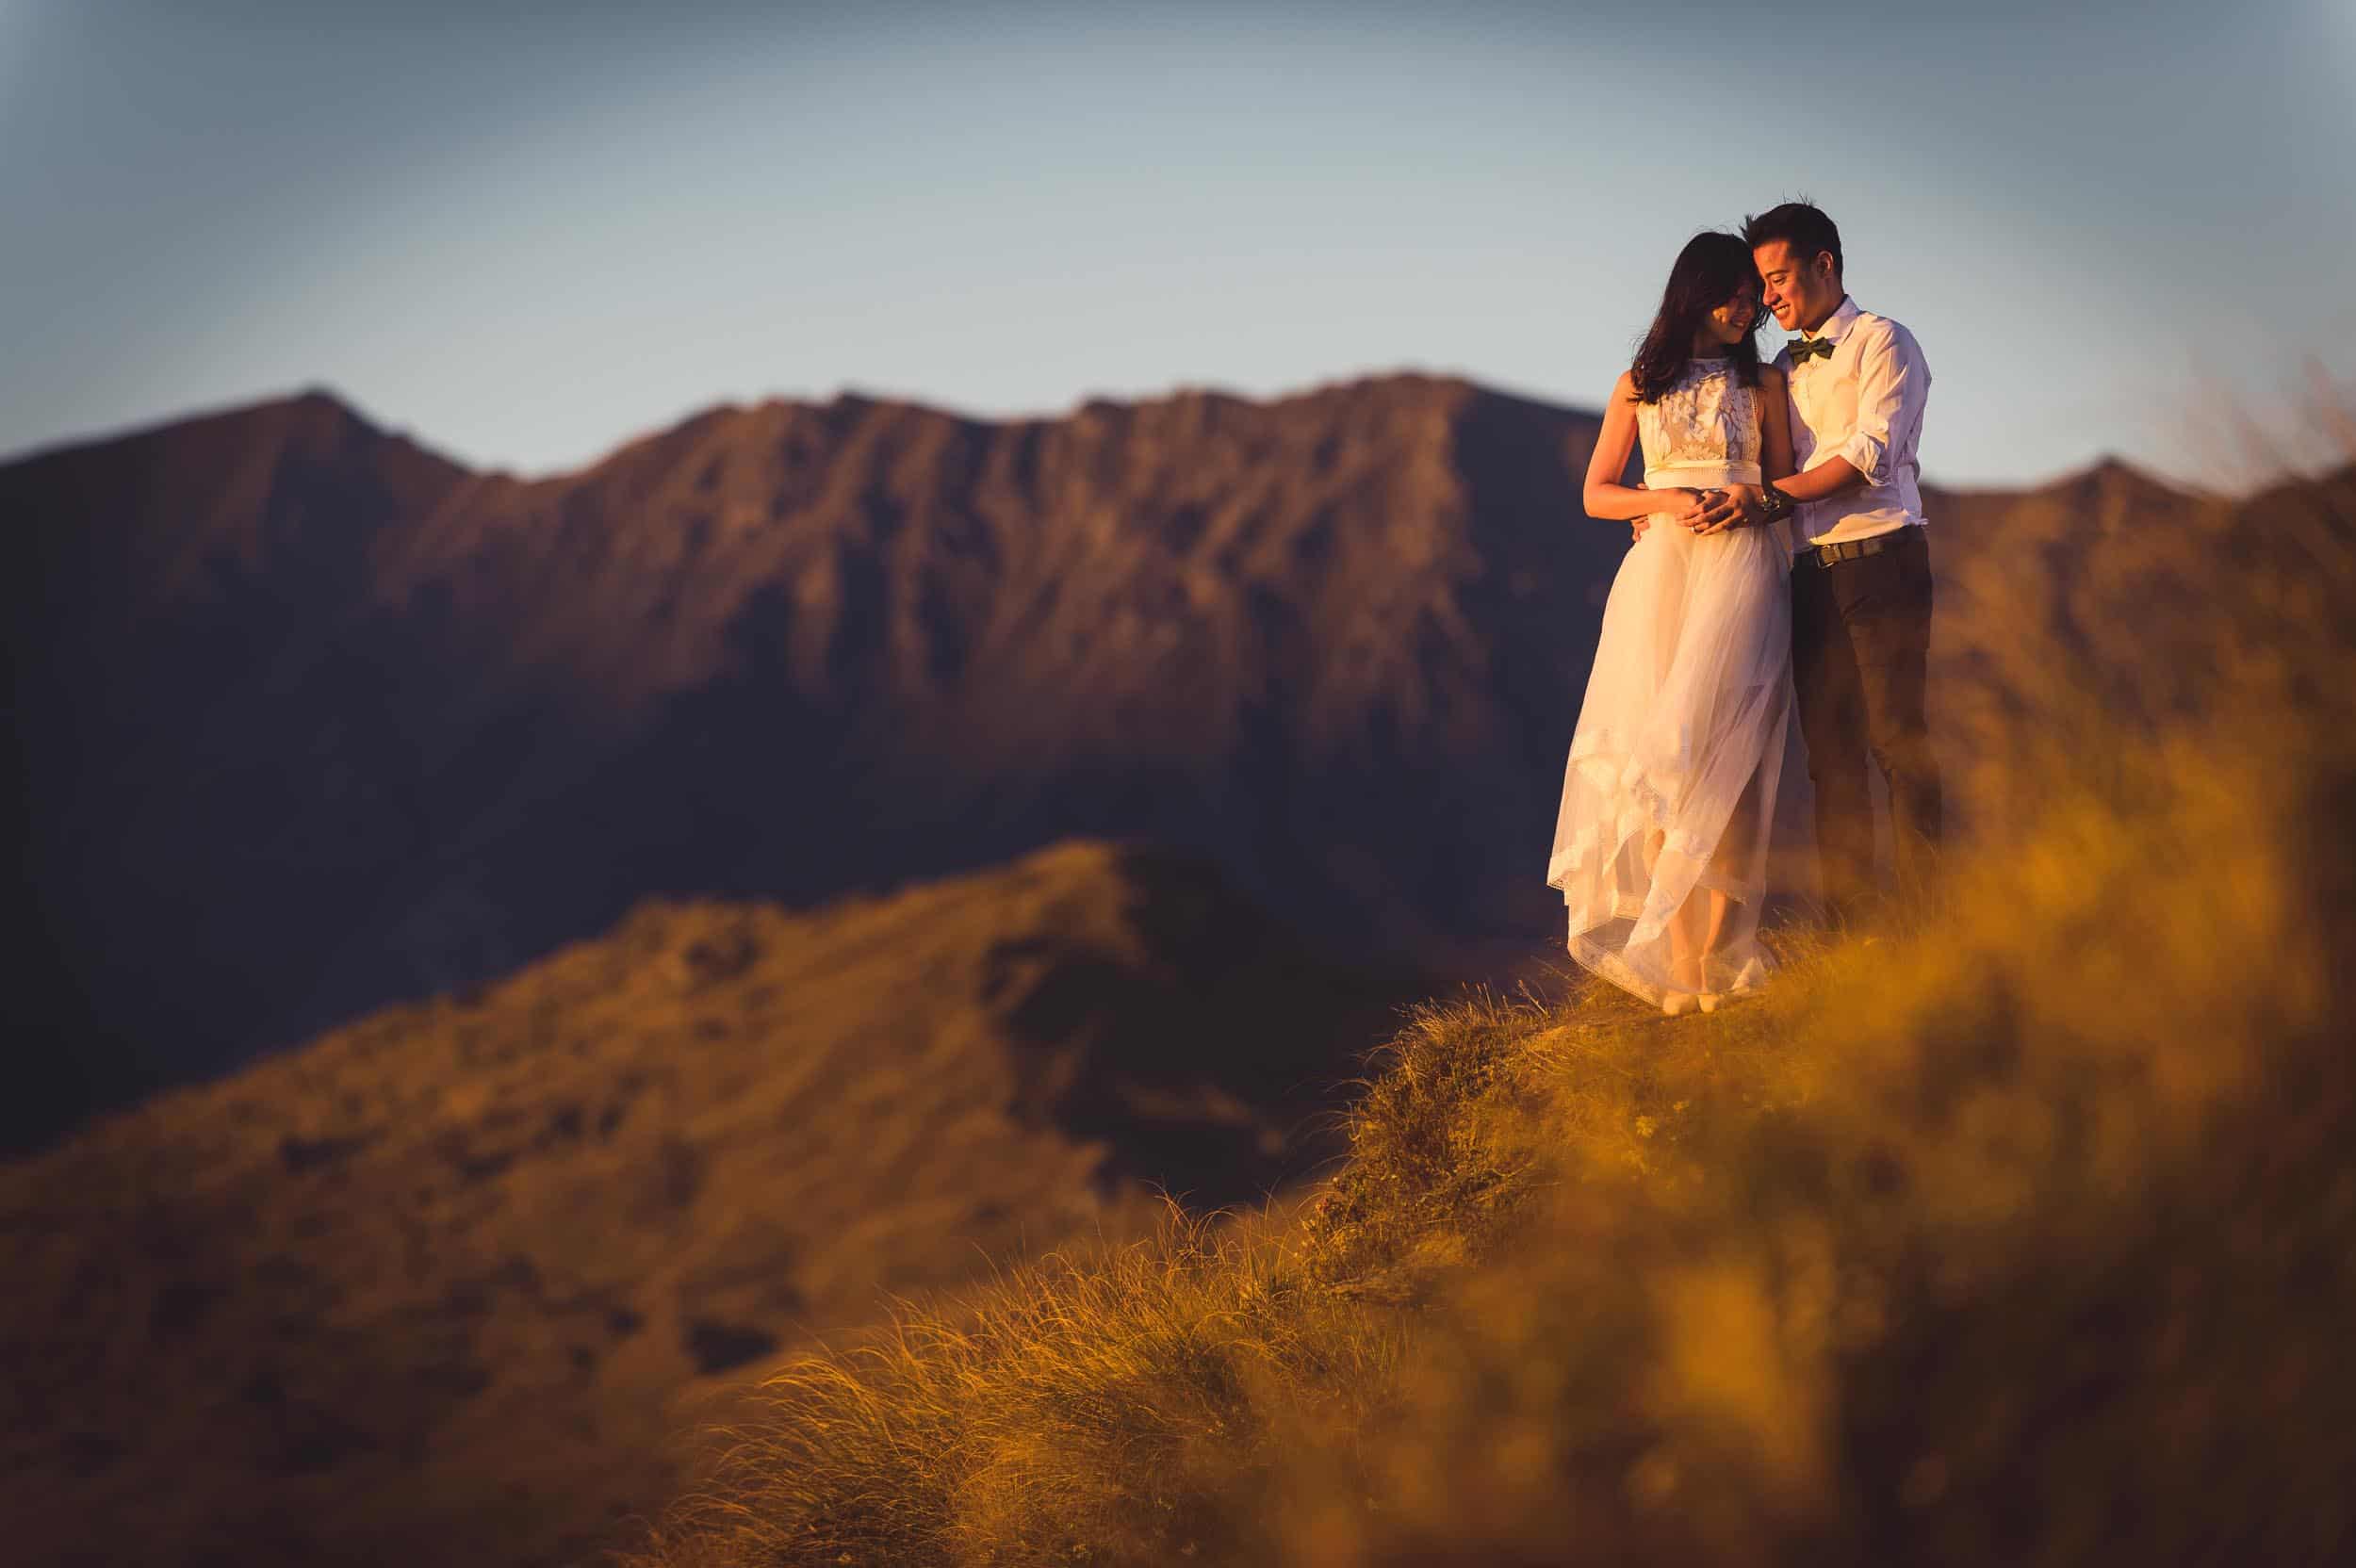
top-left (1632, 486), bottom-right (1709, 544)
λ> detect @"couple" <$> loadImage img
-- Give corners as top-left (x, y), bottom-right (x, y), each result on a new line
top-left (1546, 201), bottom-right (1941, 1015)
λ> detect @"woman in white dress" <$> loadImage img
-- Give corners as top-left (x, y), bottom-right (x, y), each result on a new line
top-left (1546, 231), bottom-right (1798, 1015)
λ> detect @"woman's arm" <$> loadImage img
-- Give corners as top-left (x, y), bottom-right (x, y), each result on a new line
top-left (1583, 372), bottom-right (1702, 529)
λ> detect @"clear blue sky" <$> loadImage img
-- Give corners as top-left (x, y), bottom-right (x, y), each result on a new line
top-left (2, 0), bottom-right (2348, 489)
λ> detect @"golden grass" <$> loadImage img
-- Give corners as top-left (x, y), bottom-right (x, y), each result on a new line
top-left (620, 449), bottom-right (2356, 1565)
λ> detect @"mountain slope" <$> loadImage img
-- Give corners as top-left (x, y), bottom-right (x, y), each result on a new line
top-left (3, 374), bottom-right (2208, 1154)
top-left (0, 835), bottom-right (1425, 1568)
top-left (3, 372), bottom-right (1629, 1151)
top-left (6, 389), bottom-right (479, 1143)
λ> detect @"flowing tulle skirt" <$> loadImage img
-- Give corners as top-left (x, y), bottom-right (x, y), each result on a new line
top-left (1546, 508), bottom-right (1796, 1005)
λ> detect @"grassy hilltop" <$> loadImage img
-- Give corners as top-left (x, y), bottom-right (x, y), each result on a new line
top-left (623, 453), bottom-right (2356, 1566)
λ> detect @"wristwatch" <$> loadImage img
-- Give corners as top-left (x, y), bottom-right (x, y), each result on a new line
top-left (1755, 483), bottom-right (1795, 525)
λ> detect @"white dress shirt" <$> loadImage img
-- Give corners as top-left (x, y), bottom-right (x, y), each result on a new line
top-left (1772, 294), bottom-right (1932, 547)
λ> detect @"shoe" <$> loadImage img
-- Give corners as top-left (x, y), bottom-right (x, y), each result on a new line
top-left (1661, 990), bottom-right (1696, 1017)
top-left (1696, 991), bottom-right (1723, 1013)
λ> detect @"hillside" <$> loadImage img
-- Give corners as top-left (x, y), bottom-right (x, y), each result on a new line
top-left (2, 373), bottom-right (2193, 1153)
top-left (4, 381), bottom-right (2337, 1563)
top-left (609, 456), bottom-right (2356, 1567)
top-left (1, 374), bottom-right (1612, 1152)
top-left (0, 837), bottom-right (1429, 1568)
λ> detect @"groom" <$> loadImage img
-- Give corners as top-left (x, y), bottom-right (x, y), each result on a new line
top-left (1688, 201), bottom-right (1942, 924)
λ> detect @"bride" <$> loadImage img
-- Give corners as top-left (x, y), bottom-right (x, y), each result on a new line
top-left (1546, 231), bottom-right (1798, 1016)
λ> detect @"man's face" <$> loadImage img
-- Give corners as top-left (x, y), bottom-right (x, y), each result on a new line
top-left (1753, 239), bottom-right (1839, 333)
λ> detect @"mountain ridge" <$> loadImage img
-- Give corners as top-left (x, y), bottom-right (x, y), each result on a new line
top-left (3, 368), bottom-right (2207, 1157)
top-left (1, 373), bottom-right (2199, 500)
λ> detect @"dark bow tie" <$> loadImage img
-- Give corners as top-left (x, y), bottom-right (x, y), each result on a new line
top-left (1789, 335), bottom-right (1836, 365)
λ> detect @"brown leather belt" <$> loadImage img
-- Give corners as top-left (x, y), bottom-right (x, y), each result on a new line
top-left (1801, 531), bottom-right (1915, 569)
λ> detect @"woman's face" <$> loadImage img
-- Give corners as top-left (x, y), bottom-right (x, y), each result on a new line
top-left (1704, 284), bottom-right (1762, 347)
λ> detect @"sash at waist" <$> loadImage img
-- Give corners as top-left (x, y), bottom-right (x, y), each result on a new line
top-left (1644, 461), bottom-right (1762, 486)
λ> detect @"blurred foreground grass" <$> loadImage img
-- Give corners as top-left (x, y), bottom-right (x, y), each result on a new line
top-left (622, 438), bottom-right (2356, 1567)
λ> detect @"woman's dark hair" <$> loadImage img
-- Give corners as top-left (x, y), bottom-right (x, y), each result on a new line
top-left (1629, 231), bottom-right (1767, 404)
top-left (1741, 201), bottom-right (1843, 280)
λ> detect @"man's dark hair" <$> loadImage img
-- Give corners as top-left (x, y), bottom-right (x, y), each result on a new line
top-left (1742, 201), bottom-right (1842, 280)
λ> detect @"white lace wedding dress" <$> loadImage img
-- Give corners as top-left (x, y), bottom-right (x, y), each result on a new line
top-left (1546, 358), bottom-right (1796, 1005)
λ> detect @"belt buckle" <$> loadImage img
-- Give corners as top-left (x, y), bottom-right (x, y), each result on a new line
top-left (1813, 537), bottom-right (1881, 567)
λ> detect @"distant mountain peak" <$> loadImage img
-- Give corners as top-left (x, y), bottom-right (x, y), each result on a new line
top-left (286, 381), bottom-right (365, 416)
top-left (2081, 450), bottom-right (2162, 484)
top-left (171, 383), bottom-right (385, 444)
top-left (2059, 450), bottom-right (2214, 503)
top-left (0, 383), bottom-right (378, 471)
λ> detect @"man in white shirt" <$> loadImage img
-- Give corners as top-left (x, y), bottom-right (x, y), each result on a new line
top-left (1727, 201), bottom-right (1942, 923)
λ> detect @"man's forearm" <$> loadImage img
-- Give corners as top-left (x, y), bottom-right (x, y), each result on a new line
top-left (1770, 455), bottom-right (1866, 505)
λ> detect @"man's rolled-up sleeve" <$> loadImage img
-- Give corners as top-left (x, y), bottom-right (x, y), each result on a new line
top-left (1836, 322), bottom-right (1929, 486)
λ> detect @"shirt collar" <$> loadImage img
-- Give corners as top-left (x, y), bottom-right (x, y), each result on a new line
top-left (1802, 293), bottom-right (1861, 344)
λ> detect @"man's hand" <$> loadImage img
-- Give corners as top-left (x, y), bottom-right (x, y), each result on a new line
top-left (1686, 486), bottom-right (1748, 535)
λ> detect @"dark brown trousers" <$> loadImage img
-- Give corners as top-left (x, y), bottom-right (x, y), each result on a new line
top-left (1790, 526), bottom-right (1942, 923)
